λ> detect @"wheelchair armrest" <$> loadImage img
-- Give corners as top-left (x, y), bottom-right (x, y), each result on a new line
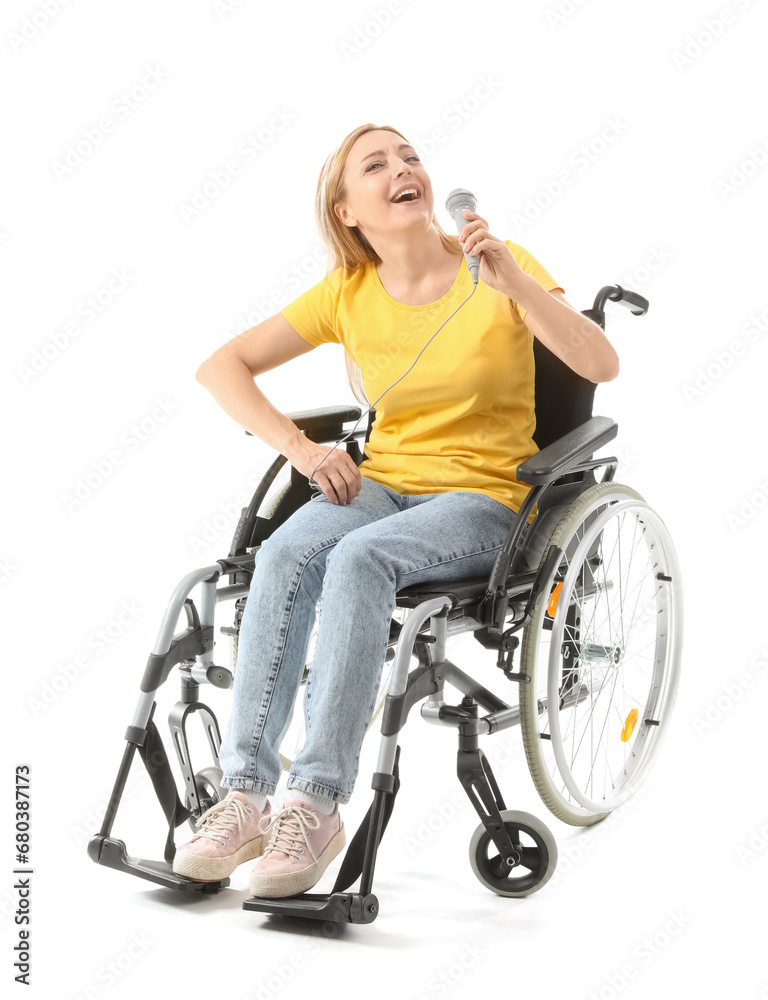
top-left (245, 404), bottom-right (363, 444)
top-left (516, 415), bottom-right (618, 486)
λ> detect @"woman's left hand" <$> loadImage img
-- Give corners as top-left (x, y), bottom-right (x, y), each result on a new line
top-left (458, 211), bottom-right (526, 297)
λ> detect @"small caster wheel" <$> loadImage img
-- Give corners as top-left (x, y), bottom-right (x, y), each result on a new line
top-left (186, 766), bottom-right (226, 832)
top-left (469, 809), bottom-right (558, 897)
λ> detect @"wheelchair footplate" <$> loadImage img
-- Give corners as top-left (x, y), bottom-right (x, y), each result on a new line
top-left (243, 760), bottom-right (401, 924)
top-left (88, 696), bottom-right (233, 897)
top-left (242, 891), bottom-right (378, 923)
top-left (88, 835), bottom-right (229, 895)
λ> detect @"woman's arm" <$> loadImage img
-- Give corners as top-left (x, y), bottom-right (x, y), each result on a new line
top-left (195, 312), bottom-right (362, 503)
top-left (511, 278), bottom-right (620, 383)
top-left (195, 312), bottom-right (316, 464)
top-left (455, 212), bottom-right (620, 384)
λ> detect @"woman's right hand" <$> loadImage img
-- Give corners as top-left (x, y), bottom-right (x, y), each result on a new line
top-left (289, 439), bottom-right (363, 505)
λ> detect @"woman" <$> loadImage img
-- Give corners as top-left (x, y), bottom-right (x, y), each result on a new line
top-left (173, 122), bottom-right (619, 898)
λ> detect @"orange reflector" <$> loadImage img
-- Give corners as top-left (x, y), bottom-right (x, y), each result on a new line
top-left (547, 582), bottom-right (563, 617)
top-left (621, 709), bottom-right (639, 742)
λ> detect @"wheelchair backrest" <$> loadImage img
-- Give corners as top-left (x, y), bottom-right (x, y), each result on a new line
top-left (531, 326), bottom-right (597, 450)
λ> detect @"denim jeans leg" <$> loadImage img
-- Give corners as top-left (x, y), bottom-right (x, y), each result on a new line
top-left (286, 489), bottom-right (520, 806)
top-left (218, 477), bottom-right (400, 795)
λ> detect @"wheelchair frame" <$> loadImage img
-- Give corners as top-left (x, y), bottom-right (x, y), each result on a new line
top-left (88, 283), bottom-right (681, 924)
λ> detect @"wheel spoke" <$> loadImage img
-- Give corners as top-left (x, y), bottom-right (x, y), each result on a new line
top-left (572, 665), bottom-right (618, 798)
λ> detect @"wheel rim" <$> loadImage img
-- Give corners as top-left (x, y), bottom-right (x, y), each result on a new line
top-left (544, 499), bottom-right (682, 813)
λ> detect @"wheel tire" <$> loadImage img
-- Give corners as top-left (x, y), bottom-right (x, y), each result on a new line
top-left (519, 482), bottom-right (682, 826)
top-left (469, 809), bottom-right (558, 897)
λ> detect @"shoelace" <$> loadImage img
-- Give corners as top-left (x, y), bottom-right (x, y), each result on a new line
top-left (195, 796), bottom-right (254, 846)
top-left (258, 805), bottom-right (321, 863)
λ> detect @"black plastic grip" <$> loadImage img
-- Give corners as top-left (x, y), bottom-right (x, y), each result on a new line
top-left (611, 285), bottom-right (649, 316)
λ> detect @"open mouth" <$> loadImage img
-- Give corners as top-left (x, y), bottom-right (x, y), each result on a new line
top-left (390, 188), bottom-right (421, 204)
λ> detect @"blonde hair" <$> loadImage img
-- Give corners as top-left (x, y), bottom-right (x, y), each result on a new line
top-left (314, 122), bottom-right (463, 406)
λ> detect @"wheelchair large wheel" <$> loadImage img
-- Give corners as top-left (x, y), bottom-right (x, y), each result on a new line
top-left (228, 482), bottom-right (397, 772)
top-left (518, 483), bottom-right (683, 826)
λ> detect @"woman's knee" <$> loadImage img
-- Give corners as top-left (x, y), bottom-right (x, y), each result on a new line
top-left (255, 527), bottom-right (340, 595)
top-left (326, 532), bottom-right (398, 583)
top-left (255, 539), bottom-right (318, 587)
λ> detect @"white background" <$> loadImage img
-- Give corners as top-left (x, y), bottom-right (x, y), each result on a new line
top-left (3, 0), bottom-right (767, 997)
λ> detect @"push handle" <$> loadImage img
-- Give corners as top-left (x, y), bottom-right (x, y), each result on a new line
top-left (608, 284), bottom-right (649, 316)
top-left (585, 284), bottom-right (650, 330)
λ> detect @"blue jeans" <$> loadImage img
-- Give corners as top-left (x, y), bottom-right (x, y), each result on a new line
top-left (219, 476), bottom-right (525, 806)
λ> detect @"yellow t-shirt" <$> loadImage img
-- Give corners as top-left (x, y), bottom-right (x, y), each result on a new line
top-left (280, 240), bottom-right (563, 517)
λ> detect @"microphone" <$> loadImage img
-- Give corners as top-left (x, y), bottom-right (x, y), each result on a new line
top-left (445, 188), bottom-right (480, 284)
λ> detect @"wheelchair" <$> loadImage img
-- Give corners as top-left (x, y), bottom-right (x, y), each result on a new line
top-left (88, 282), bottom-right (683, 925)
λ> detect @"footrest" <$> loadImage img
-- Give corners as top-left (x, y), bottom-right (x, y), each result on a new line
top-left (88, 835), bottom-right (229, 894)
top-left (242, 891), bottom-right (379, 923)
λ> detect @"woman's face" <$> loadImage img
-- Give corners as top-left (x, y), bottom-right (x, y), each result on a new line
top-left (335, 129), bottom-right (434, 241)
